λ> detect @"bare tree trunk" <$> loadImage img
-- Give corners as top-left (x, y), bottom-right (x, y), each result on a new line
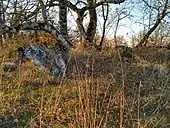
top-left (34, 10), bottom-right (38, 42)
top-left (0, 0), bottom-right (4, 46)
top-left (59, 0), bottom-right (68, 39)
top-left (66, 0), bottom-right (125, 48)
top-left (114, 13), bottom-right (120, 47)
top-left (38, 0), bottom-right (68, 43)
top-left (86, 0), bottom-right (97, 44)
top-left (99, 3), bottom-right (109, 48)
top-left (37, 0), bottom-right (48, 22)
top-left (138, 0), bottom-right (169, 47)
top-left (66, 1), bottom-right (86, 43)
top-left (76, 16), bottom-right (86, 43)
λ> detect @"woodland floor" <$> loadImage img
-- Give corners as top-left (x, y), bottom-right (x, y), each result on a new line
top-left (0, 40), bottom-right (170, 127)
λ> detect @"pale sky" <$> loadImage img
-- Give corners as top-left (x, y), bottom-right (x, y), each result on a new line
top-left (67, 0), bottom-right (144, 39)
top-left (5, 0), bottom-right (170, 42)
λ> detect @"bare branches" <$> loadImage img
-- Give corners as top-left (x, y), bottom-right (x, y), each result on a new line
top-left (37, 0), bottom-right (48, 22)
top-left (99, 3), bottom-right (109, 48)
top-left (1, 0), bottom-right (126, 48)
top-left (59, 0), bottom-right (68, 38)
top-left (139, 0), bottom-right (169, 46)
top-left (50, 0), bottom-right (125, 13)
top-left (0, 22), bottom-right (72, 51)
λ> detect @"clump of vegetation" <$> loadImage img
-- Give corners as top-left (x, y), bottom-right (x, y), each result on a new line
top-left (0, 36), bottom-right (170, 128)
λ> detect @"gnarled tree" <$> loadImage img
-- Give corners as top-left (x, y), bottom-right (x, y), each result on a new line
top-left (0, 22), bottom-right (72, 51)
top-left (0, 0), bottom-right (5, 45)
top-left (66, 0), bottom-right (125, 46)
top-left (138, 0), bottom-right (170, 47)
top-left (0, 0), bottom-right (125, 49)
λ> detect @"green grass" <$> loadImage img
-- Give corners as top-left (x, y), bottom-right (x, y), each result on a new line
top-left (0, 37), bottom-right (170, 127)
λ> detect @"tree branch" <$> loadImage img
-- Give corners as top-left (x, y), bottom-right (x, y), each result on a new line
top-left (100, 3), bottom-right (109, 47)
top-left (50, 0), bottom-right (125, 13)
top-left (0, 22), bottom-right (72, 51)
top-left (37, 0), bottom-right (48, 22)
top-left (138, 0), bottom-right (169, 46)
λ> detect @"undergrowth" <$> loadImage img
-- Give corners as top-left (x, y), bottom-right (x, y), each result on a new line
top-left (0, 36), bottom-right (170, 128)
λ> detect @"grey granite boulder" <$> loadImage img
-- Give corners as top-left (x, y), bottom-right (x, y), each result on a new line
top-left (18, 43), bottom-right (67, 76)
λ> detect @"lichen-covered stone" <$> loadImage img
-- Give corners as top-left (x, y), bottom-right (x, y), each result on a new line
top-left (18, 44), bottom-right (67, 76)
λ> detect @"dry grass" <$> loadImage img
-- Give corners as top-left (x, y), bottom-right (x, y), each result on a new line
top-left (0, 37), bottom-right (170, 128)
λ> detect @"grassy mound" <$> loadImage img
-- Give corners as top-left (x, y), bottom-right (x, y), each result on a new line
top-left (0, 37), bottom-right (170, 127)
